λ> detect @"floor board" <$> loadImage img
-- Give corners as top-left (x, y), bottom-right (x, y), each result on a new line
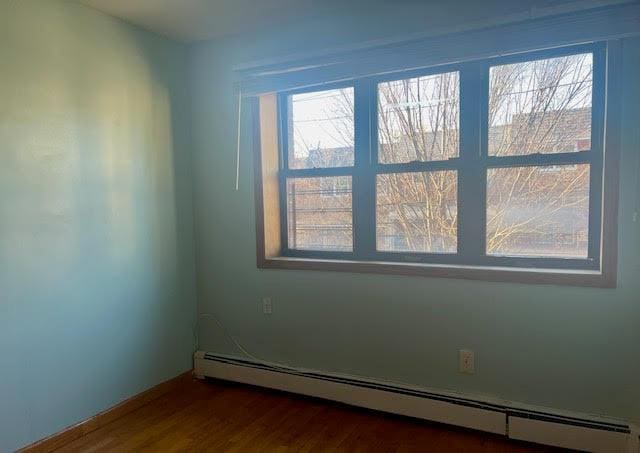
top-left (55, 377), bottom-right (562, 452)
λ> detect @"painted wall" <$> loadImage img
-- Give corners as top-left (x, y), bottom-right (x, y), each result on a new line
top-left (0, 1), bottom-right (196, 451)
top-left (190, 2), bottom-right (640, 422)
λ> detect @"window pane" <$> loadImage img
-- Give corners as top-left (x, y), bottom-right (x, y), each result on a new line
top-left (376, 171), bottom-right (457, 253)
top-left (378, 72), bottom-right (459, 163)
top-left (288, 88), bottom-right (354, 169)
top-left (287, 177), bottom-right (352, 251)
top-left (489, 53), bottom-right (593, 156)
top-left (486, 165), bottom-right (590, 258)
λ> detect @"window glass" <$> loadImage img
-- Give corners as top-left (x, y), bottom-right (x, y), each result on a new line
top-left (378, 72), bottom-right (459, 163)
top-left (377, 171), bottom-right (458, 253)
top-left (286, 177), bottom-right (353, 251)
top-left (489, 53), bottom-right (593, 156)
top-left (288, 88), bottom-right (354, 169)
top-left (486, 164), bottom-right (590, 258)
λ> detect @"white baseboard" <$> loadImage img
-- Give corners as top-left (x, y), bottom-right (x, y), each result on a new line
top-left (508, 416), bottom-right (631, 452)
top-left (194, 351), bottom-right (635, 452)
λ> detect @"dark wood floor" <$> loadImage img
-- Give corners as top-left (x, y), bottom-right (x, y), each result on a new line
top-left (56, 377), bottom-right (560, 452)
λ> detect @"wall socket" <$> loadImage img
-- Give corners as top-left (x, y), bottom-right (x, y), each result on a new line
top-left (262, 297), bottom-right (273, 315)
top-left (459, 349), bottom-right (475, 374)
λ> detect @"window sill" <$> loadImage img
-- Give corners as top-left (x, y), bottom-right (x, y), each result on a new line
top-left (258, 256), bottom-right (615, 288)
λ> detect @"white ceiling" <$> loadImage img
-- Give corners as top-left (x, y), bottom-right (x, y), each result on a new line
top-left (78, 0), bottom-right (376, 42)
top-left (77, 0), bottom-right (629, 43)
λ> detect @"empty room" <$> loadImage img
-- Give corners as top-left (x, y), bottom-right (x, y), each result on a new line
top-left (1, 0), bottom-right (639, 451)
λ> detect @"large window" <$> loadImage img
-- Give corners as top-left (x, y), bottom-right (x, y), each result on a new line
top-left (260, 42), bottom-right (617, 284)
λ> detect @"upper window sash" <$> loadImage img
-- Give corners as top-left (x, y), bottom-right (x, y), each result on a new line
top-left (279, 82), bottom-right (357, 173)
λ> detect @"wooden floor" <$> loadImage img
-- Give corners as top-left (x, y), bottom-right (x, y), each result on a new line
top-left (55, 377), bottom-right (561, 452)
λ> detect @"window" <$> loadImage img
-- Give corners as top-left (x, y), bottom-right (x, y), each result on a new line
top-left (376, 171), bottom-right (458, 253)
top-left (378, 71), bottom-right (460, 163)
top-left (286, 176), bottom-right (353, 252)
top-left (282, 87), bottom-right (355, 252)
top-left (287, 88), bottom-right (354, 169)
top-left (257, 42), bottom-right (618, 286)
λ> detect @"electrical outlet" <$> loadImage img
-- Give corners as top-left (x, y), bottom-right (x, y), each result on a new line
top-left (262, 297), bottom-right (272, 315)
top-left (459, 349), bottom-right (475, 374)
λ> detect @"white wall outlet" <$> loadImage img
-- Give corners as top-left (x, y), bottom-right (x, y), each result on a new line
top-left (459, 349), bottom-right (475, 374)
top-left (262, 297), bottom-right (273, 315)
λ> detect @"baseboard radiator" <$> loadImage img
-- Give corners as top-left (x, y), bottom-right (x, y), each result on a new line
top-left (194, 352), bottom-right (637, 452)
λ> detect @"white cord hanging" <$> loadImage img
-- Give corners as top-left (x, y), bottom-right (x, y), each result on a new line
top-left (194, 312), bottom-right (339, 376)
top-left (633, 145), bottom-right (640, 223)
top-left (195, 313), bottom-right (258, 361)
top-left (235, 89), bottom-right (242, 191)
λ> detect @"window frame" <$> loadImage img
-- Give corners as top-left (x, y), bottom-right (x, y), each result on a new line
top-left (257, 41), bottom-right (620, 287)
top-left (278, 81), bottom-right (357, 259)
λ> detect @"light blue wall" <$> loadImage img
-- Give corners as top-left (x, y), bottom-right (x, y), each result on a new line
top-left (0, 1), bottom-right (196, 451)
top-left (190, 2), bottom-right (640, 422)
top-left (1, 2), bottom-right (638, 450)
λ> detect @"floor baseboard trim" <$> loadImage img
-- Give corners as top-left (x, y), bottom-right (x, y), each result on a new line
top-left (19, 371), bottom-right (193, 453)
top-left (195, 352), bottom-right (635, 452)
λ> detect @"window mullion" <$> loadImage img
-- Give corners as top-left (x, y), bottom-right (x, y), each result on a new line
top-left (587, 43), bottom-right (607, 263)
top-left (281, 167), bottom-right (354, 178)
top-left (458, 62), bottom-right (487, 262)
top-left (353, 79), bottom-right (375, 258)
